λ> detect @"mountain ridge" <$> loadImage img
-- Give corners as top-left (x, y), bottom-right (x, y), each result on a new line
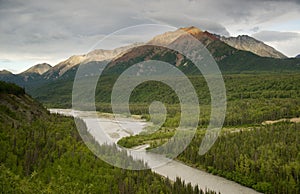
top-left (219, 35), bottom-right (287, 59)
top-left (1, 26), bottom-right (290, 79)
top-left (43, 43), bottom-right (142, 80)
top-left (1, 26), bottom-right (300, 93)
top-left (22, 63), bottom-right (52, 75)
top-left (148, 26), bottom-right (218, 47)
top-left (0, 70), bottom-right (13, 75)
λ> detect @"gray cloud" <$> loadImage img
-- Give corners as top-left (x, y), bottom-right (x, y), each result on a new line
top-left (249, 0), bottom-right (300, 3)
top-left (0, 59), bottom-right (12, 63)
top-left (253, 31), bottom-right (300, 42)
top-left (251, 30), bottom-right (300, 57)
top-left (249, 27), bottom-right (260, 33)
top-left (147, 17), bottom-right (230, 36)
top-left (0, 0), bottom-right (300, 70)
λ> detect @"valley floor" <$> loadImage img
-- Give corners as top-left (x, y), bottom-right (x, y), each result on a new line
top-left (49, 109), bottom-right (261, 194)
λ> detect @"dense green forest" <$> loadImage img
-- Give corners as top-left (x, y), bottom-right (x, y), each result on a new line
top-left (30, 73), bottom-right (300, 108)
top-left (3, 69), bottom-right (300, 194)
top-left (114, 73), bottom-right (300, 194)
top-left (1, 24), bottom-right (300, 194)
top-left (31, 73), bottom-right (300, 129)
top-left (0, 81), bottom-right (217, 194)
top-left (118, 121), bottom-right (300, 194)
top-left (177, 122), bottom-right (300, 193)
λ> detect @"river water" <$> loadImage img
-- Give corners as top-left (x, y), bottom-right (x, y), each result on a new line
top-left (49, 109), bottom-right (261, 194)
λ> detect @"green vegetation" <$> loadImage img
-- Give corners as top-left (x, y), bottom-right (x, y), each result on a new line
top-left (3, 66), bottom-right (300, 193)
top-left (121, 122), bottom-right (300, 193)
top-left (0, 81), bottom-right (218, 194)
top-left (119, 123), bottom-right (300, 194)
top-left (1, 34), bottom-right (300, 193)
top-left (0, 81), bottom-right (25, 95)
top-left (86, 44), bottom-right (300, 75)
top-left (118, 127), bottom-right (176, 149)
top-left (114, 73), bottom-right (300, 194)
top-left (30, 73), bottom-right (300, 111)
top-left (178, 123), bottom-right (300, 193)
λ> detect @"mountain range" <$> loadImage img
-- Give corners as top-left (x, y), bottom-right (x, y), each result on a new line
top-left (219, 35), bottom-right (287, 59)
top-left (1, 26), bottom-right (300, 103)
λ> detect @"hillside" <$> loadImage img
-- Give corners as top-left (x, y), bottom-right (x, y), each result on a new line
top-left (119, 119), bottom-right (300, 193)
top-left (107, 27), bottom-right (300, 74)
top-left (0, 81), bottom-right (216, 194)
top-left (22, 63), bottom-right (51, 75)
top-left (30, 73), bottom-right (300, 127)
top-left (0, 70), bottom-right (13, 75)
top-left (0, 26), bottom-right (300, 94)
top-left (0, 70), bottom-right (24, 87)
top-left (0, 64), bottom-right (52, 88)
top-left (219, 35), bottom-right (287, 59)
top-left (43, 43), bottom-right (141, 80)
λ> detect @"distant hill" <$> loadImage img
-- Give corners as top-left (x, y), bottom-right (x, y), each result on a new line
top-left (296, 54), bottom-right (300, 58)
top-left (22, 63), bottom-right (51, 75)
top-left (1, 26), bottom-right (300, 106)
top-left (0, 63), bottom-right (51, 87)
top-left (107, 26), bottom-right (299, 74)
top-left (19, 63), bottom-right (52, 83)
top-left (219, 35), bottom-right (287, 59)
top-left (0, 70), bottom-right (13, 75)
top-left (0, 81), bottom-right (25, 95)
top-left (0, 81), bottom-right (47, 125)
top-left (43, 43), bottom-right (141, 80)
top-left (0, 70), bottom-right (24, 86)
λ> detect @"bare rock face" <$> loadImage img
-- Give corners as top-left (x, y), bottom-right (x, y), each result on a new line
top-left (22, 63), bottom-right (52, 75)
top-left (1, 26), bottom-right (296, 86)
top-left (43, 43), bottom-right (142, 79)
top-left (148, 26), bottom-right (218, 47)
top-left (219, 35), bottom-right (287, 59)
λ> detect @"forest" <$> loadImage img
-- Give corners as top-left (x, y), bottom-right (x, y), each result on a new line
top-left (116, 73), bottom-right (300, 194)
top-left (179, 122), bottom-right (300, 193)
top-left (2, 71), bottom-right (300, 193)
top-left (31, 73), bottom-right (300, 127)
top-left (118, 118), bottom-right (300, 194)
top-left (0, 81), bottom-right (217, 194)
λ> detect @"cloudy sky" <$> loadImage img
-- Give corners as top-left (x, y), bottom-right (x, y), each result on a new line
top-left (1, 0), bottom-right (300, 73)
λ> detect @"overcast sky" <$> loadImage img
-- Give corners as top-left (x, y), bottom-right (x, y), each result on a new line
top-left (1, 0), bottom-right (300, 73)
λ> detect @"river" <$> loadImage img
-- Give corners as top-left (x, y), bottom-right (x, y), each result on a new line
top-left (49, 109), bottom-right (261, 194)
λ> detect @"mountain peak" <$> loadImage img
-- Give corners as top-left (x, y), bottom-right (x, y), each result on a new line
top-left (178, 26), bottom-right (217, 41)
top-left (0, 70), bottom-right (13, 75)
top-left (148, 26), bottom-right (218, 47)
top-left (179, 26), bottom-right (202, 35)
top-left (237, 35), bottom-right (251, 38)
top-left (43, 43), bottom-right (141, 79)
top-left (22, 63), bottom-right (52, 75)
top-left (220, 35), bottom-right (287, 59)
